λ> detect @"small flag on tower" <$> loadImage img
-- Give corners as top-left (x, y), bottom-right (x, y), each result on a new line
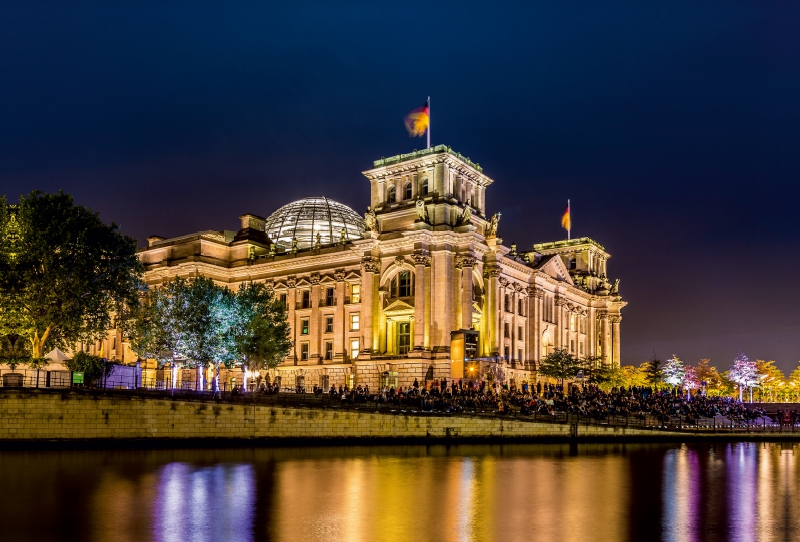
top-left (404, 100), bottom-right (430, 138)
top-left (561, 200), bottom-right (571, 239)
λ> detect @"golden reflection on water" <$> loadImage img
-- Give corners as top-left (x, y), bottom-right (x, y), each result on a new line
top-left (270, 449), bottom-right (628, 542)
top-left (4, 444), bottom-right (800, 541)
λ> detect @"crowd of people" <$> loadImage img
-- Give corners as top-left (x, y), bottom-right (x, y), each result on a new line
top-left (232, 377), bottom-right (775, 425)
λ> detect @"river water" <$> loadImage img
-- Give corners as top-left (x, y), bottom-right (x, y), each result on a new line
top-left (0, 442), bottom-right (797, 541)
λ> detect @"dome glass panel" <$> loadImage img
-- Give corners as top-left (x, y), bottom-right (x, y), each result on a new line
top-left (264, 197), bottom-right (366, 249)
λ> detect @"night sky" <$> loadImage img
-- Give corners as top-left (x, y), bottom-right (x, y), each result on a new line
top-left (2, 2), bottom-right (799, 371)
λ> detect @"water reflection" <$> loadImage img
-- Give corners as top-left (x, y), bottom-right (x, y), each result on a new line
top-left (2, 443), bottom-right (800, 541)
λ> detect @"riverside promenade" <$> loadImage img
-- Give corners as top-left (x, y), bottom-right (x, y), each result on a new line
top-left (1, 387), bottom-right (798, 445)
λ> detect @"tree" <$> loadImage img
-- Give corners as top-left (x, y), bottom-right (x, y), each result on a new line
top-left (662, 355), bottom-right (686, 388)
top-left (538, 348), bottom-right (581, 386)
top-left (682, 366), bottom-right (700, 396)
top-left (230, 282), bottom-right (292, 372)
top-left (755, 360), bottom-right (784, 402)
top-left (0, 192), bottom-right (143, 358)
top-left (644, 356), bottom-right (663, 388)
top-left (695, 359), bottom-right (724, 395)
top-left (728, 352), bottom-right (758, 401)
top-left (620, 364), bottom-right (648, 388)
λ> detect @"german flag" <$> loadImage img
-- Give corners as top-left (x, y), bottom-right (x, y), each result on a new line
top-left (404, 102), bottom-right (429, 137)
top-left (561, 203), bottom-right (571, 232)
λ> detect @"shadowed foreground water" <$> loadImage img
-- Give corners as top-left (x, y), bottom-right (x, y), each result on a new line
top-left (0, 442), bottom-right (798, 541)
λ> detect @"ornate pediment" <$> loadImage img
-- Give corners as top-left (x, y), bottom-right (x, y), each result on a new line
top-left (383, 297), bottom-right (415, 316)
top-left (538, 256), bottom-right (574, 285)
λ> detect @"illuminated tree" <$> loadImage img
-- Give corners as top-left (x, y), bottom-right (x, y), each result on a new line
top-left (681, 366), bottom-right (700, 396)
top-left (644, 356), bottom-right (663, 387)
top-left (538, 348), bottom-right (581, 386)
top-left (728, 352), bottom-right (758, 402)
top-left (695, 359), bottom-right (724, 395)
top-left (0, 192), bottom-right (142, 359)
top-left (662, 355), bottom-right (686, 388)
top-left (620, 364), bottom-right (648, 388)
top-left (755, 360), bottom-right (784, 402)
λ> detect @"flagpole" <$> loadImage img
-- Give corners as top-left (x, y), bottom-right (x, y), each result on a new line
top-left (568, 199), bottom-right (571, 240)
top-left (427, 96), bottom-right (430, 149)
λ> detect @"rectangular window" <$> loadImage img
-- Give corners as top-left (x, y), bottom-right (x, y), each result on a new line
top-left (518, 348), bottom-right (523, 362)
top-left (398, 322), bottom-right (411, 355)
top-left (325, 287), bottom-right (335, 306)
top-left (302, 290), bottom-right (311, 309)
top-left (398, 271), bottom-right (411, 297)
top-left (579, 342), bottom-right (584, 355)
top-left (350, 284), bottom-right (360, 303)
top-left (570, 314), bottom-right (577, 332)
top-left (350, 313), bottom-right (360, 331)
top-left (517, 326), bottom-right (522, 341)
top-left (279, 293), bottom-right (287, 310)
top-left (324, 341), bottom-right (333, 360)
top-left (504, 294), bottom-right (510, 312)
top-left (350, 339), bottom-right (359, 360)
top-left (518, 299), bottom-right (523, 316)
top-left (300, 318), bottom-right (309, 335)
top-left (570, 339), bottom-right (575, 353)
top-left (320, 374), bottom-right (330, 390)
top-left (325, 316), bottom-right (333, 333)
top-left (504, 322), bottom-right (510, 338)
top-left (300, 342), bottom-right (309, 361)
top-left (504, 346), bottom-right (510, 361)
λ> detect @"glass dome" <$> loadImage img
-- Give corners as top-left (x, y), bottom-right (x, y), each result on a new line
top-left (264, 197), bottom-right (366, 249)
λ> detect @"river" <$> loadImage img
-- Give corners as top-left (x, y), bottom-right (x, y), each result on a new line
top-left (0, 442), bottom-right (797, 541)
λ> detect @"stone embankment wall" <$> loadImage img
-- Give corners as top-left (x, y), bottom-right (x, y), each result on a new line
top-left (0, 389), bottom-right (679, 441)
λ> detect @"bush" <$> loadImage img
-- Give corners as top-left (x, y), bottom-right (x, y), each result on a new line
top-left (64, 351), bottom-right (115, 381)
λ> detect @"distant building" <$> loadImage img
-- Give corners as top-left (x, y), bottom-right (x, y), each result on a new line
top-left (101, 145), bottom-right (625, 391)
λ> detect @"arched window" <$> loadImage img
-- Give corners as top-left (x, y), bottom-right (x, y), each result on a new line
top-left (387, 186), bottom-right (396, 203)
top-left (404, 183), bottom-right (412, 200)
top-left (420, 179), bottom-right (429, 196)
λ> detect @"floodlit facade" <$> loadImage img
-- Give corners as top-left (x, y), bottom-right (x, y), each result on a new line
top-left (109, 145), bottom-right (625, 391)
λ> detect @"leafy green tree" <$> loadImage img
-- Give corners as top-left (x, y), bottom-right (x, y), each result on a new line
top-left (538, 348), bottom-right (581, 386)
top-left (230, 282), bottom-right (292, 372)
top-left (0, 192), bottom-right (143, 358)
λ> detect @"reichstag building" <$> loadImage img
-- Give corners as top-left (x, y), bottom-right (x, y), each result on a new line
top-left (121, 145), bottom-right (625, 390)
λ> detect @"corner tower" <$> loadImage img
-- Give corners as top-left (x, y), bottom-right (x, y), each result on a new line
top-left (362, 145), bottom-right (494, 234)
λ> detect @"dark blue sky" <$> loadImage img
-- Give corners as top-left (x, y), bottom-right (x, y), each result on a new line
top-left (2, 1), bottom-right (799, 371)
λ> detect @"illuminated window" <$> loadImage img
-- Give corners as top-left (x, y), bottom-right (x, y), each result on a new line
top-left (325, 316), bottom-right (333, 333)
top-left (350, 284), bottom-right (360, 303)
top-left (398, 322), bottom-right (411, 355)
top-left (387, 186), bottom-right (396, 203)
top-left (350, 313), bottom-right (360, 331)
top-left (324, 341), bottom-right (333, 360)
top-left (570, 314), bottom-right (577, 332)
top-left (421, 179), bottom-right (429, 196)
top-left (350, 340), bottom-right (359, 360)
top-left (404, 183), bottom-right (412, 200)
top-left (300, 318), bottom-right (309, 335)
top-left (398, 271), bottom-right (411, 297)
top-left (300, 343), bottom-right (309, 361)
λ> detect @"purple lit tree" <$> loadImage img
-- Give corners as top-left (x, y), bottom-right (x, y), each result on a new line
top-left (682, 366), bottom-right (700, 399)
top-left (728, 352), bottom-right (758, 402)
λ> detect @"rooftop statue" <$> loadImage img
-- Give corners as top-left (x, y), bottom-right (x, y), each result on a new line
top-left (487, 212), bottom-right (501, 237)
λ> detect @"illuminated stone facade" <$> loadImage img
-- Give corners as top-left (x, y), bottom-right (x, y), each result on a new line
top-left (121, 145), bottom-right (625, 390)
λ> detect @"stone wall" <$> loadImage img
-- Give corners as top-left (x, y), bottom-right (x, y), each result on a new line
top-left (0, 389), bottom-right (680, 441)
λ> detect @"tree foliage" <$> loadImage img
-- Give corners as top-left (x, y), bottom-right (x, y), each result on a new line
top-left (538, 348), bottom-right (581, 385)
top-left (0, 191), bottom-right (143, 358)
top-left (64, 351), bottom-right (115, 382)
top-left (662, 355), bottom-right (686, 387)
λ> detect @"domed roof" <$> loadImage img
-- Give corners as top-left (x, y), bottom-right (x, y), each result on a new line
top-left (264, 197), bottom-right (366, 249)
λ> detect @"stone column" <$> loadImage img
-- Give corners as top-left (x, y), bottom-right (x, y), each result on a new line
top-left (458, 256), bottom-right (475, 330)
top-left (484, 268), bottom-right (501, 357)
top-left (611, 316), bottom-right (622, 366)
top-left (360, 257), bottom-right (379, 357)
top-left (333, 269), bottom-right (346, 362)
top-left (286, 276), bottom-right (297, 364)
top-left (309, 273), bottom-right (321, 364)
top-left (598, 312), bottom-right (609, 364)
top-left (412, 250), bottom-right (430, 350)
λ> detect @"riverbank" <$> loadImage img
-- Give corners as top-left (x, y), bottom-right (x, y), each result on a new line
top-left (2, 388), bottom-right (799, 447)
